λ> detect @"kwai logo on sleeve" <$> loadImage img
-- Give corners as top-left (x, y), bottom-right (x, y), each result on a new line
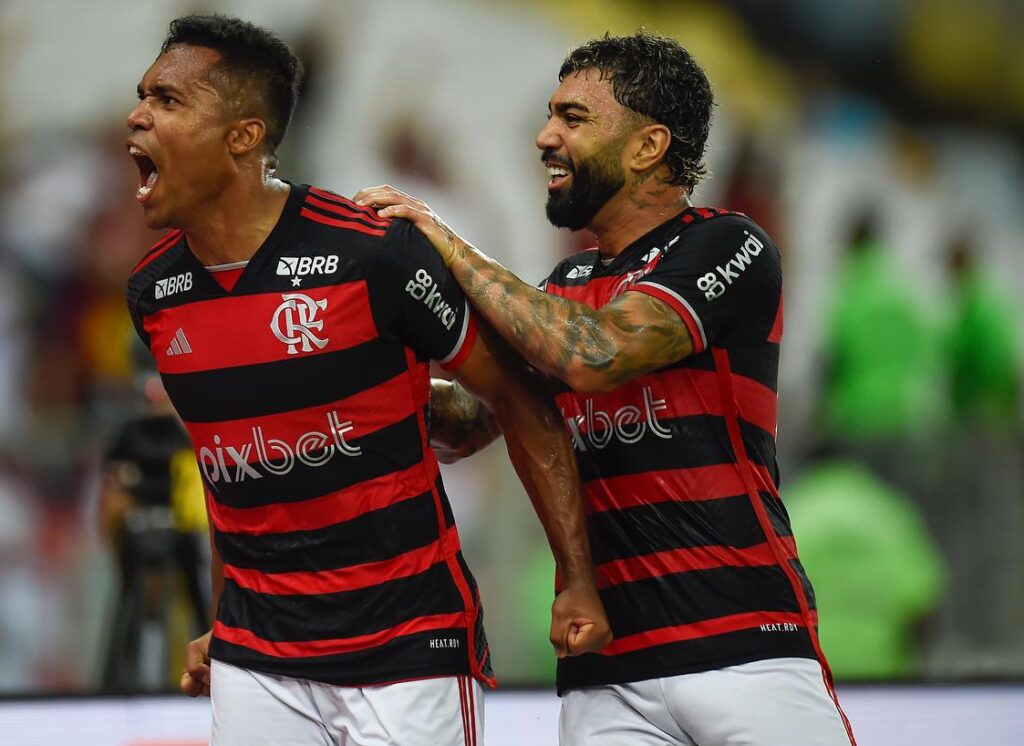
top-left (405, 269), bottom-right (458, 330)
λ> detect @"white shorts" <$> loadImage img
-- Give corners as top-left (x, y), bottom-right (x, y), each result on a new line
top-left (210, 659), bottom-right (483, 746)
top-left (559, 657), bottom-right (855, 746)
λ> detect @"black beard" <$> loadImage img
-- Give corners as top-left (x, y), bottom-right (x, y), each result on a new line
top-left (545, 147), bottom-right (625, 231)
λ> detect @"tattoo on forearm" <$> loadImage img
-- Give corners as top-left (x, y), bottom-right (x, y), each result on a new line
top-left (429, 380), bottom-right (501, 454)
top-left (448, 243), bottom-right (690, 388)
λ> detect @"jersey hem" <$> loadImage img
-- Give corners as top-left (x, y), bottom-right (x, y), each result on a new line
top-left (555, 649), bottom-right (819, 695)
top-left (211, 654), bottom-right (497, 690)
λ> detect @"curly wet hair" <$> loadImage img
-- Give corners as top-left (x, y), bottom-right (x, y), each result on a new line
top-left (560, 32), bottom-right (714, 191)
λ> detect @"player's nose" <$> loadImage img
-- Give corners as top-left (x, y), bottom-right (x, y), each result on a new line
top-left (127, 101), bottom-right (152, 131)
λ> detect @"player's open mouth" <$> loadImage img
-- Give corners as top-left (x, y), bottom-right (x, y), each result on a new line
top-left (545, 161), bottom-right (573, 190)
top-left (129, 144), bottom-right (160, 203)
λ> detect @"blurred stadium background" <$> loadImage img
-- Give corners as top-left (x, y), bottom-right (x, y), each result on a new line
top-left (1, 0), bottom-right (1022, 742)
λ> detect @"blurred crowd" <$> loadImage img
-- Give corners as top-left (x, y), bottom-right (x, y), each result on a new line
top-left (0, 0), bottom-right (1021, 692)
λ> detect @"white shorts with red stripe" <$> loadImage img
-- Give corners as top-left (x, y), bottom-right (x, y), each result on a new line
top-left (559, 658), bottom-right (855, 746)
top-left (210, 659), bottom-right (483, 746)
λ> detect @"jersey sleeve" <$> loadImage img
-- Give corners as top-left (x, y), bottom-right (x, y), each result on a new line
top-left (125, 277), bottom-right (152, 351)
top-left (368, 218), bottom-right (477, 371)
top-left (630, 216), bottom-right (782, 353)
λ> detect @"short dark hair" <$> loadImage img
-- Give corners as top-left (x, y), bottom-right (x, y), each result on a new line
top-left (162, 14), bottom-right (303, 154)
top-left (560, 32), bottom-right (714, 191)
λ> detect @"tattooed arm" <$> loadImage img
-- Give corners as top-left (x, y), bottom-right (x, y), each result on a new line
top-left (429, 378), bottom-right (501, 463)
top-left (355, 187), bottom-right (692, 393)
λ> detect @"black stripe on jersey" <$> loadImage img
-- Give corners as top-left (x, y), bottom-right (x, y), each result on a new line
top-left (209, 414), bottom-right (423, 508)
top-left (164, 341), bottom-right (408, 423)
top-left (218, 563), bottom-right (464, 640)
top-left (727, 344), bottom-right (780, 393)
top-left (587, 494), bottom-right (770, 565)
top-left (762, 494), bottom-right (794, 539)
top-left (669, 347), bottom-right (718, 373)
top-left (216, 490), bottom-right (438, 571)
top-left (434, 473), bottom-right (458, 529)
top-left (556, 625), bottom-right (817, 694)
top-left (599, 565), bottom-right (801, 638)
top-left (739, 419), bottom-right (779, 474)
top-left (211, 628), bottom-right (472, 687)
top-left (578, 415), bottom-right (735, 483)
top-left (788, 559), bottom-right (817, 610)
top-left (302, 198), bottom-right (389, 233)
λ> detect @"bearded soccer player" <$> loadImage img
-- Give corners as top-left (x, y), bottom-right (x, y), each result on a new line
top-left (357, 32), bottom-right (857, 746)
top-left (124, 14), bottom-right (609, 745)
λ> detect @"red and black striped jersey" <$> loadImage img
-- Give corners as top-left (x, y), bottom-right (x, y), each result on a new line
top-left (546, 208), bottom-right (823, 693)
top-left (126, 184), bottom-right (494, 688)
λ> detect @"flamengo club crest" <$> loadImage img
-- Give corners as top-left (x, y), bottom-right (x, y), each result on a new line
top-left (271, 293), bottom-right (329, 354)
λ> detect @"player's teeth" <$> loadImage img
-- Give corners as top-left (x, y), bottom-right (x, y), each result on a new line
top-left (137, 185), bottom-right (151, 199)
top-left (129, 146), bottom-right (143, 156)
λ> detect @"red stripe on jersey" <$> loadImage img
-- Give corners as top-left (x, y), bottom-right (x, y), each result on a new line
top-left (308, 186), bottom-right (392, 224)
top-left (300, 207), bottom-right (387, 236)
top-left (185, 369), bottom-right (418, 460)
top-left (223, 525), bottom-right (457, 595)
top-left (582, 463), bottom-right (779, 514)
top-left (305, 194), bottom-right (389, 227)
top-left (144, 282), bottom-right (378, 374)
top-left (207, 458), bottom-right (438, 535)
top-left (599, 610), bottom-right (815, 656)
top-left (555, 368), bottom-right (777, 440)
top-left (440, 311), bottom-right (477, 373)
top-left (594, 537), bottom-right (798, 589)
top-left (768, 296), bottom-right (784, 344)
top-left (132, 229), bottom-right (183, 274)
top-left (545, 274), bottom-right (628, 310)
top-left (213, 612), bottom-right (467, 658)
top-left (696, 208), bottom-right (715, 220)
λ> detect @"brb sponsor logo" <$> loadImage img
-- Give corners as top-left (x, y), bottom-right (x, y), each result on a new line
top-left (562, 386), bottom-right (671, 451)
top-left (155, 272), bottom-right (192, 299)
top-left (405, 269), bottom-right (458, 330)
top-left (197, 411), bottom-right (361, 487)
top-left (271, 293), bottom-right (329, 354)
top-left (276, 255), bottom-right (340, 277)
top-left (698, 231), bottom-right (764, 301)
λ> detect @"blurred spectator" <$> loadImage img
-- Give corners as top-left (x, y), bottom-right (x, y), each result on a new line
top-left (928, 234), bottom-right (1024, 675)
top-left (818, 210), bottom-right (947, 498)
top-left (99, 374), bottom-right (208, 693)
top-left (946, 235), bottom-right (1020, 428)
top-left (785, 459), bottom-right (945, 678)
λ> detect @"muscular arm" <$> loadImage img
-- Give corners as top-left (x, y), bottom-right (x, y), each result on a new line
top-left (355, 186), bottom-right (693, 392)
top-left (429, 378), bottom-right (501, 463)
top-left (454, 322), bottom-right (611, 656)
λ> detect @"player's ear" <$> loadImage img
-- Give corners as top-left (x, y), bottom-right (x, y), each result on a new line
top-left (629, 122), bottom-right (671, 175)
top-left (226, 118), bottom-right (266, 156)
